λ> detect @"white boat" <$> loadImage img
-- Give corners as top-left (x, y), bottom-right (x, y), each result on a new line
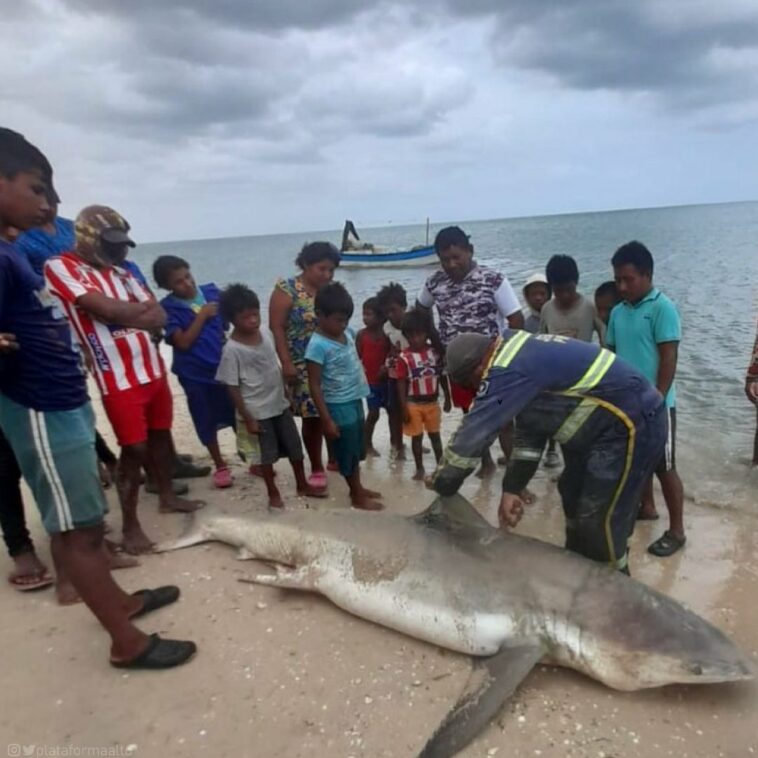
top-left (339, 244), bottom-right (437, 268)
top-left (339, 219), bottom-right (437, 268)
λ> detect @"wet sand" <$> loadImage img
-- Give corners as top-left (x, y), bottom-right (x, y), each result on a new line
top-left (1, 383), bottom-right (756, 758)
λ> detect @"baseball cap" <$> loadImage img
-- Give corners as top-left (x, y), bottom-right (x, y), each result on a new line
top-left (523, 272), bottom-right (548, 289)
top-left (445, 333), bottom-right (493, 385)
top-left (75, 205), bottom-right (135, 248)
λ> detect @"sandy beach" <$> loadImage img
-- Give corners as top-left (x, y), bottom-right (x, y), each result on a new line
top-left (1, 377), bottom-right (756, 758)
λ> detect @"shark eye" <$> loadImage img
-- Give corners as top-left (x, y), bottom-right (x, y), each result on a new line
top-left (690, 664), bottom-right (703, 675)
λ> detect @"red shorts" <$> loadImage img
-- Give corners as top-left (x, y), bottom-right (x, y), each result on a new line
top-left (102, 375), bottom-right (173, 447)
top-left (450, 381), bottom-right (477, 412)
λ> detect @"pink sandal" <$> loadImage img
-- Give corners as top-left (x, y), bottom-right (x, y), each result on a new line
top-left (308, 471), bottom-right (327, 488)
top-left (213, 467), bottom-right (233, 489)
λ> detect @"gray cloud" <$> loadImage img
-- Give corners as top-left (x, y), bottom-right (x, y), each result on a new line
top-left (438, 0), bottom-right (758, 114)
top-left (3, 0), bottom-right (757, 241)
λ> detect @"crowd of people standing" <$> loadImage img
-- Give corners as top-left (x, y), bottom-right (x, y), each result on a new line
top-left (1, 127), bottom-right (757, 672)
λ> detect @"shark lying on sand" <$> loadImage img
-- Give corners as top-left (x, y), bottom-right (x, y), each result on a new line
top-left (158, 495), bottom-right (753, 757)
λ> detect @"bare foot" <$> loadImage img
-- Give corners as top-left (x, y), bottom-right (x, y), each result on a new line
top-left (56, 580), bottom-right (81, 606)
top-left (367, 446), bottom-right (381, 458)
top-left (520, 488), bottom-right (536, 505)
top-left (359, 487), bottom-right (382, 499)
top-left (104, 540), bottom-right (140, 570)
top-left (159, 497), bottom-right (206, 514)
top-left (412, 468), bottom-right (426, 481)
top-left (392, 447), bottom-right (407, 461)
top-left (121, 527), bottom-right (156, 555)
top-left (476, 461), bottom-right (497, 479)
top-left (8, 551), bottom-right (53, 591)
top-left (637, 507), bottom-right (660, 520)
top-left (351, 495), bottom-right (384, 511)
top-left (268, 494), bottom-right (284, 509)
top-left (297, 485), bottom-right (328, 498)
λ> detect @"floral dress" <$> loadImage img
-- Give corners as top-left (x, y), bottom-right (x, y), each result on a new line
top-left (275, 276), bottom-right (319, 417)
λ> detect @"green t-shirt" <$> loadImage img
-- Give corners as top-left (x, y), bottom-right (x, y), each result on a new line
top-left (606, 288), bottom-right (681, 408)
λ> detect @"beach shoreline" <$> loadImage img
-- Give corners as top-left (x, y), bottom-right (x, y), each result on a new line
top-left (0, 377), bottom-right (756, 758)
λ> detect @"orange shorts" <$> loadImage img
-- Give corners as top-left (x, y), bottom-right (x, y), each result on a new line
top-left (403, 402), bottom-right (441, 437)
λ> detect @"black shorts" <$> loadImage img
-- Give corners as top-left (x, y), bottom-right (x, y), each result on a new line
top-left (654, 407), bottom-right (676, 475)
top-left (261, 410), bottom-right (304, 466)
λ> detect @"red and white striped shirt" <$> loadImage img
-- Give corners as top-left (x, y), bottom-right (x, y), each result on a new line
top-left (396, 347), bottom-right (442, 398)
top-left (45, 252), bottom-right (165, 396)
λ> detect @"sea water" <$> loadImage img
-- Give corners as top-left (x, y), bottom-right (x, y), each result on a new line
top-left (134, 201), bottom-right (758, 512)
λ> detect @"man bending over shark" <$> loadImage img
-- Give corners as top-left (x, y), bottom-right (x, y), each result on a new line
top-left (431, 331), bottom-right (668, 573)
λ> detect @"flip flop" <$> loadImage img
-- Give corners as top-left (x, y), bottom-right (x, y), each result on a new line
top-left (111, 634), bottom-right (197, 670)
top-left (308, 471), bottom-right (327, 488)
top-left (129, 585), bottom-right (180, 619)
top-left (8, 571), bottom-right (54, 592)
top-left (647, 530), bottom-right (686, 557)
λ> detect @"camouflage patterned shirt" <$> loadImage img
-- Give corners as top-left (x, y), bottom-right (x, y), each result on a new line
top-left (417, 263), bottom-right (520, 347)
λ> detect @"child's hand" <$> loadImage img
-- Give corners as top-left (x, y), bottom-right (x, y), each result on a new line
top-left (244, 417), bottom-right (261, 436)
top-left (323, 419), bottom-right (340, 440)
top-left (377, 365), bottom-right (388, 381)
top-left (402, 408), bottom-right (411, 425)
top-left (199, 302), bottom-right (219, 320)
top-left (281, 360), bottom-right (298, 385)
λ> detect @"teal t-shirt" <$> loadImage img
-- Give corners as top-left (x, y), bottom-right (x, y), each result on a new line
top-left (605, 287), bottom-right (681, 408)
top-left (305, 329), bottom-right (369, 405)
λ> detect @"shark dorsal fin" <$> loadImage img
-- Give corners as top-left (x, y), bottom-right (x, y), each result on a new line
top-left (412, 494), bottom-right (494, 534)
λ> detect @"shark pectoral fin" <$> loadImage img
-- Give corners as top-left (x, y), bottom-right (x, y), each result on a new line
top-left (238, 564), bottom-right (317, 591)
top-left (418, 641), bottom-right (545, 758)
top-left (413, 494), bottom-right (495, 535)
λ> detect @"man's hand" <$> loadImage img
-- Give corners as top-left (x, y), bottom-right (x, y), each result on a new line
top-left (198, 302), bottom-right (218, 320)
top-left (746, 378), bottom-right (758, 405)
top-left (0, 332), bottom-right (19, 353)
top-left (498, 492), bottom-right (526, 529)
top-left (244, 416), bottom-right (261, 436)
top-left (443, 396), bottom-right (452, 413)
top-left (402, 407), bottom-right (411, 425)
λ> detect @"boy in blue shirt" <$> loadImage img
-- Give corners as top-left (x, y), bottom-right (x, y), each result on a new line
top-left (607, 241), bottom-right (686, 557)
top-left (154, 255), bottom-right (235, 488)
top-left (306, 283), bottom-right (383, 510)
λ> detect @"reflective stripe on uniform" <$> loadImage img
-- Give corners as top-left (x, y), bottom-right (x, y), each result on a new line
top-left (511, 447), bottom-right (544, 461)
top-left (491, 331), bottom-right (530, 370)
top-left (553, 398), bottom-right (597, 444)
top-left (568, 348), bottom-right (615, 392)
top-left (441, 447), bottom-right (480, 470)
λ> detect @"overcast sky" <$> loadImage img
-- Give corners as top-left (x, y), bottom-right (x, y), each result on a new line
top-left (3, 0), bottom-right (758, 242)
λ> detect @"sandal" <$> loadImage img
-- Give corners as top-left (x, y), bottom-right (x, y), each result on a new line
top-left (111, 633), bottom-right (197, 669)
top-left (647, 530), bottom-right (686, 557)
top-left (308, 471), bottom-right (327, 488)
top-left (129, 585), bottom-right (180, 619)
top-left (213, 466), bottom-right (234, 488)
top-left (8, 570), bottom-right (54, 592)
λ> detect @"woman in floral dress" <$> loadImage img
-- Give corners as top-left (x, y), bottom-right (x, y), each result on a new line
top-left (269, 242), bottom-right (340, 487)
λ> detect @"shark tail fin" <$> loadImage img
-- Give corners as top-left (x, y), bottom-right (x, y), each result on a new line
top-left (154, 505), bottom-right (221, 553)
top-left (418, 641), bottom-right (545, 758)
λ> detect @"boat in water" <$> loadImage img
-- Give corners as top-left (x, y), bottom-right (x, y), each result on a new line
top-left (338, 219), bottom-right (437, 268)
